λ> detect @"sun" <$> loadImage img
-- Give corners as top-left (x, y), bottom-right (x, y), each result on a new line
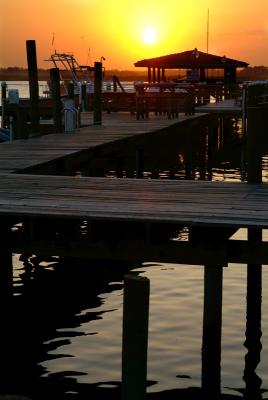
top-left (142, 27), bottom-right (157, 44)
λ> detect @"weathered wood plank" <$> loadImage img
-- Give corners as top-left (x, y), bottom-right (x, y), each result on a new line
top-left (0, 175), bottom-right (267, 229)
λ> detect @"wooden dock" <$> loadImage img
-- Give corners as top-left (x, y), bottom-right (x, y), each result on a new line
top-left (195, 99), bottom-right (242, 114)
top-left (0, 110), bottom-right (267, 266)
top-left (0, 174), bottom-right (267, 265)
top-left (0, 112), bottom-right (209, 174)
top-left (0, 96), bottom-right (267, 400)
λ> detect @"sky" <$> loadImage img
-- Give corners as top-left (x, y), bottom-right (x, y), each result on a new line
top-left (0, 0), bottom-right (268, 70)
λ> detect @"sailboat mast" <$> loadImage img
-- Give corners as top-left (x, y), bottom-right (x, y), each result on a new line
top-left (207, 8), bottom-right (209, 53)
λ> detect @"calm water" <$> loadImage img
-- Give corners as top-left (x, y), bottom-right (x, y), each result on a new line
top-left (1, 82), bottom-right (268, 399)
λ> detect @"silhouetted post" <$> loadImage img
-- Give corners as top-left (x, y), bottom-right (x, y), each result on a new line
top-left (113, 75), bottom-right (117, 92)
top-left (115, 157), bottom-right (124, 178)
top-left (93, 62), bottom-right (102, 125)
top-left (50, 68), bottom-right (63, 133)
top-left (81, 83), bottom-right (88, 111)
top-left (148, 67), bottom-right (152, 83)
top-left (1, 81), bottom-right (7, 129)
top-left (157, 68), bottom-right (161, 83)
top-left (0, 242), bottom-right (13, 395)
top-left (122, 274), bottom-right (150, 400)
top-left (246, 84), bottom-right (262, 183)
top-left (152, 68), bottom-right (156, 83)
top-left (199, 128), bottom-right (206, 180)
top-left (26, 40), bottom-right (40, 136)
top-left (67, 82), bottom-right (75, 99)
top-left (184, 129), bottom-right (194, 179)
top-left (202, 265), bottom-right (223, 399)
top-left (0, 251), bottom-right (13, 311)
top-left (136, 148), bottom-right (144, 178)
top-left (243, 228), bottom-right (262, 399)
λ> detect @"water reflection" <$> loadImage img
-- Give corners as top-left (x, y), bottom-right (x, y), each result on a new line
top-left (1, 253), bottom-right (267, 399)
top-left (243, 264), bottom-right (263, 399)
top-left (0, 254), bottom-right (134, 398)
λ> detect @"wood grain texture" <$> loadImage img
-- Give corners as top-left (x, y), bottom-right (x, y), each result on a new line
top-left (0, 174), bottom-right (267, 228)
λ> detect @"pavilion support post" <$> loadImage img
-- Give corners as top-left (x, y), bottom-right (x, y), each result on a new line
top-left (26, 40), bottom-right (40, 136)
top-left (161, 68), bottom-right (165, 81)
top-left (202, 265), bottom-right (223, 399)
top-left (243, 228), bottom-right (262, 399)
top-left (50, 68), bottom-right (63, 133)
top-left (122, 274), bottom-right (150, 400)
top-left (157, 68), bottom-right (161, 83)
top-left (93, 61), bottom-right (102, 125)
top-left (152, 68), bottom-right (156, 83)
top-left (148, 67), bottom-right (151, 83)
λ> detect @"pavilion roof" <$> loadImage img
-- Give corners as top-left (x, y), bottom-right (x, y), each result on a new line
top-left (134, 49), bottom-right (249, 69)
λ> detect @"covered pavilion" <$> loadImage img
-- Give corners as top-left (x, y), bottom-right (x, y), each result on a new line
top-left (134, 49), bottom-right (249, 84)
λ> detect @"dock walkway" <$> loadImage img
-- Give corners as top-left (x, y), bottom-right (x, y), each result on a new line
top-left (0, 112), bottom-right (207, 174)
top-left (195, 99), bottom-right (242, 114)
top-left (0, 174), bottom-right (267, 228)
top-left (0, 110), bottom-right (267, 265)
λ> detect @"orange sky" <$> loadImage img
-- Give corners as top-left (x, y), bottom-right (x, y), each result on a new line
top-left (0, 0), bottom-right (268, 69)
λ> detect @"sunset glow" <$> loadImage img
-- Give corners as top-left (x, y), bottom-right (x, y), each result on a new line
top-left (142, 27), bottom-right (157, 44)
top-left (0, 0), bottom-right (268, 69)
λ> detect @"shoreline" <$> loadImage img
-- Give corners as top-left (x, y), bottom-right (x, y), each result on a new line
top-left (1, 68), bottom-right (268, 83)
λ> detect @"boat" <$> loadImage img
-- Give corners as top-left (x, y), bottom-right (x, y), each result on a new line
top-left (45, 51), bottom-right (96, 96)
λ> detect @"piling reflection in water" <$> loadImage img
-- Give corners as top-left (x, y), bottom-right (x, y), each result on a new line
top-left (1, 254), bottom-right (268, 399)
top-left (0, 254), bottom-right (132, 398)
top-left (243, 229), bottom-right (263, 400)
top-left (202, 265), bottom-right (223, 399)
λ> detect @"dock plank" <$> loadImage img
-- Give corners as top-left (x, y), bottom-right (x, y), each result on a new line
top-left (0, 174), bottom-right (267, 229)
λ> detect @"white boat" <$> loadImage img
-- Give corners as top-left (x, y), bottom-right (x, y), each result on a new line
top-left (45, 52), bottom-right (96, 95)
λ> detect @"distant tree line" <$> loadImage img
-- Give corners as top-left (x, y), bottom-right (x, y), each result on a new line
top-left (0, 67), bottom-right (147, 81)
top-left (237, 66), bottom-right (268, 81)
top-left (0, 66), bottom-right (267, 82)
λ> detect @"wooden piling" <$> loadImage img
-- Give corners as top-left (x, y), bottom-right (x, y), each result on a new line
top-left (122, 274), bottom-right (150, 400)
top-left (93, 62), bottom-right (102, 125)
top-left (0, 251), bottom-right (13, 309)
top-left (244, 228), bottom-right (262, 398)
top-left (1, 81), bottom-right (7, 129)
top-left (26, 40), bottom-right (40, 136)
top-left (67, 82), bottom-right (75, 99)
top-left (202, 265), bottom-right (223, 399)
top-left (246, 84), bottom-right (263, 183)
top-left (136, 148), bottom-right (144, 178)
top-left (50, 68), bottom-right (63, 133)
top-left (81, 83), bottom-right (88, 111)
